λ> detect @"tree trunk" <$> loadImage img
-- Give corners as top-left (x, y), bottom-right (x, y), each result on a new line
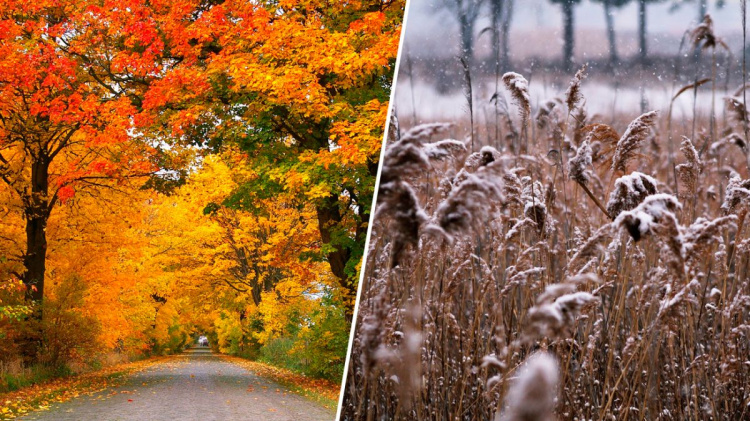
top-left (316, 194), bottom-right (352, 293)
top-left (458, 10), bottom-right (475, 64)
top-left (23, 157), bottom-right (51, 303)
top-left (638, 0), bottom-right (647, 65)
top-left (500, 0), bottom-right (514, 73)
top-left (278, 115), bottom-right (375, 317)
top-left (698, 0), bottom-right (707, 21)
top-left (562, 1), bottom-right (575, 72)
top-left (489, 0), bottom-right (504, 80)
top-left (315, 193), bottom-right (361, 322)
top-left (604, 0), bottom-right (618, 67)
top-left (490, 0), bottom-right (504, 146)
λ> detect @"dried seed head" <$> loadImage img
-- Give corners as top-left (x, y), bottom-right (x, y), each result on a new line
top-left (683, 216), bottom-right (737, 261)
top-left (725, 96), bottom-right (748, 132)
top-left (521, 177), bottom-right (547, 232)
top-left (565, 64), bottom-right (588, 112)
top-left (582, 123), bottom-right (619, 145)
top-left (606, 171), bottom-right (658, 218)
top-left (721, 174), bottom-right (750, 214)
top-left (571, 101), bottom-right (588, 145)
top-left (380, 135), bottom-right (431, 185)
top-left (526, 290), bottom-right (598, 339)
top-left (358, 286), bottom-right (389, 372)
top-left (503, 168), bottom-right (524, 208)
top-left (502, 72), bottom-right (531, 128)
top-left (463, 152), bottom-right (483, 173)
top-left (500, 352), bottom-right (559, 421)
top-left (480, 146), bottom-right (501, 167)
top-left (376, 181), bottom-right (427, 268)
top-left (676, 137), bottom-right (702, 197)
top-left (612, 111), bottom-right (658, 173)
top-left (422, 139), bottom-right (468, 161)
top-left (581, 123), bottom-right (618, 163)
top-left (436, 164), bottom-right (505, 239)
top-left (709, 132), bottom-right (748, 156)
top-left (569, 138), bottom-right (593, 186)
top-left (690, 14), bottom-right (726, 51)
top-left (536, 97), bottom-right (564, 129)
top-left (399, 122), bottom-right (453, 145)
top-left (614, 194), bottom-right (682, 242)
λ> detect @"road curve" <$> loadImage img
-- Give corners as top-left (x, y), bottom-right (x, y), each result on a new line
top-left (20, 348), bottom-right (335, 421)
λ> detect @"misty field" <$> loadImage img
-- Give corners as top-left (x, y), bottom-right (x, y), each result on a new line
top-left (340, 13), bottom-right (750, 421)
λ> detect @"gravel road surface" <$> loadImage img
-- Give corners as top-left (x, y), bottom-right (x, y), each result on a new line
top-left (20, 348), bottom-right (335, 421)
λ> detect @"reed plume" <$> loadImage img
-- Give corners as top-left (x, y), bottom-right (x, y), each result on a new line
top-left (502, 72), bottom-right (531, 130)
top-left (612, 111), bottom-right (658, 173)
top-left (721, 174), bottom-right (750, 214)
top-left (676, 136), bottom-right (702, 199)
top-left (498, 353), bottom-right (560, 421)
top-left (614, 193), bottom-right (681, 242)
top-left (606, 171), bottom-right (658, 218)
top-left (565, 64), bottom-right (587, 113)
top-left (690, 14), bottom-right (728, 51)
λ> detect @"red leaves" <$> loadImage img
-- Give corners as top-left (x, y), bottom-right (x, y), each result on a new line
top-left (0, 20), bottom-right (19, 40)
top-left (57, 186), bottom-right (76, 203)
top-left (349, 12), bottom-right (386, 33)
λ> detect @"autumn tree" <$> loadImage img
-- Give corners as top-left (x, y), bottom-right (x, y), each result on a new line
top-left (135, 0), bottom-right (404, 309)
top-left (0, 1), bottom-right (162, 304)
top-left (0, 0), bottom-right (400, 383)
top-left (139, 151), bottom-right (347, 375)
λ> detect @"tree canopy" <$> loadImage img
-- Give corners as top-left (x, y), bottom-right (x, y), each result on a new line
top-left (0, 0), bottom-right (403, 384)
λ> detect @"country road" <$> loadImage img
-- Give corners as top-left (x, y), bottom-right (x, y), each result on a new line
top-left (20, 348), bottom-right (335, 421)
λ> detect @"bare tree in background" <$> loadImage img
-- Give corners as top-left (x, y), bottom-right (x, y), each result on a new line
top-left (592, 0), bottom-right (631, 67)
top-left (486, 0), bottom-right (512, 146)
top-left (486, 0), bottom-right (514, 77)
top-left (488, 0), bottom-right (506, 80)
top-left (637, 0), bottom-right (667, 65)
top-left (699, 0), bottom-right (708, 18)
top-left (444, 0), bottom-right (485, 64)
top-left (550, 0), bottom-right (582, 72)
top-left (501, 0), bottom-right (514, 73)
top-left (639, 0), bottom-right (647, 64)
top-left (670, 0), bottom-right (726, 21)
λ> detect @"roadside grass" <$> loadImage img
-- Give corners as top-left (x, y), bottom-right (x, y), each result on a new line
top-left (0, 364), bottom-right (73, 395)
top-left (0, 357), bottom-right (168, 420)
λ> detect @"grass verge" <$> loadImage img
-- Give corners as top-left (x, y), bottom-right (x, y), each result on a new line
top-left (0, 357), bottom-right (168, 420)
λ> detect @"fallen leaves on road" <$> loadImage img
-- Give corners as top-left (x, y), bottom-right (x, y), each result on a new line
top-left (221, 356), bottom-right (339, 403)
top-left (0, 357), bottom-right (169, 419)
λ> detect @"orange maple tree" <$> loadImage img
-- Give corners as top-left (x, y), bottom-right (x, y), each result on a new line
top-left (133, 0), bottom-right (405, 306)
top-left (0, 0), bottom-right (163, 303)
top-left (0, 0), bottom-right (403, 398)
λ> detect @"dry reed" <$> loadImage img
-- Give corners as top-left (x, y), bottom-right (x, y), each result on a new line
top-left (342, 35), bottom-right (750, 421)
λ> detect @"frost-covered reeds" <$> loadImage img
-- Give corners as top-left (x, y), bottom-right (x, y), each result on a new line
top-left (342, 64), bottom-right (750, 421)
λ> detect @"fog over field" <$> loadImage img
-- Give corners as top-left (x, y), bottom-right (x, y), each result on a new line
top-left (396, 0), bottom-right (746, 123)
